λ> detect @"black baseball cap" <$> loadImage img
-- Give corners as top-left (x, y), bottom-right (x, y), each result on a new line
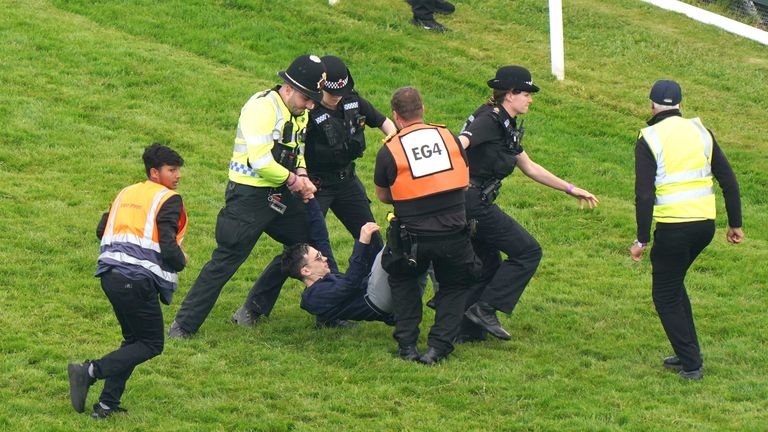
top-left (278, 55), bottom-right (326, 103)
top-left (649, 80), bottom-right (682, 105)
top-left (487, 65), bottom-right (540, 93)
top-left (321, 55), bottom-right (355, 96)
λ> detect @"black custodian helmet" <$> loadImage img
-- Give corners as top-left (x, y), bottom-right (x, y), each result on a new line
top-left (278, 55), bottom-right (327, 102)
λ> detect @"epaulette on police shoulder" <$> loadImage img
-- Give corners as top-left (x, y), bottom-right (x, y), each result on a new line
top-left (382, 130), bottom-right (398, 144)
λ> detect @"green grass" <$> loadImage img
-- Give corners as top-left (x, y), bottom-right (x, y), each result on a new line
top-left (1, 0), bottom-right (767, 430)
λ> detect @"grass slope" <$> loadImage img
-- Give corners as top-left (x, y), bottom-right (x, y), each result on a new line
top-left (1, 0), bottom-right (766, 430)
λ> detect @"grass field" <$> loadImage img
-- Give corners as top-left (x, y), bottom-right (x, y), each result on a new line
top-left (1, 0), bottom-right (767, 430)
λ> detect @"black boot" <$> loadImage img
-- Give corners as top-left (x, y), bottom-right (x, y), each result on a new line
top-left (398, 345), bottom-right (421, 362)
top-left (464, 302), bottom-right (511, 340)
top-left (418, 346), bottom-right (453, 365)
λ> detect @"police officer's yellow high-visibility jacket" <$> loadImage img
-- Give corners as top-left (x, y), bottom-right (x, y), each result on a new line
top-left (229, 87), bottom-right (308, 188)
top-left (640, 116), bottom-right (715, 223)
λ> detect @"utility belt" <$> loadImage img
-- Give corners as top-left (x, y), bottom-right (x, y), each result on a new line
top-left (386, 214), bottom-right (476, 268)
top-left (310, 164), bottom-right (355, 188)
top-left (469, 177), bottom-right (502, 203)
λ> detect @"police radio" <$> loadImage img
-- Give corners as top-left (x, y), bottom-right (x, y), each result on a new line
top-left (507, 119), bottom-right (524, 152)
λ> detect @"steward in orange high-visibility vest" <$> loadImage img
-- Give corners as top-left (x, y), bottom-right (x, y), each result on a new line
top-left (98, 180), bottom-right (188, 303)
top-left (69, 144), bottom-right (188, 418)
top-left (384, 123), bottom-right (469, 203)
top-left (374, 86), bottom-right (476, 366)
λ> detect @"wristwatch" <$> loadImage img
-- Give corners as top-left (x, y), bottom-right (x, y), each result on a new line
top-left (632, 239), bottom-right (647, 249)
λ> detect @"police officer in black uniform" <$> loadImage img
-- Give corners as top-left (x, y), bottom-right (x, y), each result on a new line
top-left (457, 66), bottom-right (599, 342)
top-left (305, 56), bottom-right (395, 255)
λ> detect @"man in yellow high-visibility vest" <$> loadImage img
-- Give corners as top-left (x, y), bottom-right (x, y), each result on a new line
top-left (630, 80), bottom-right (744, 380)
top-left (169, 55), bottom-right (324, 338)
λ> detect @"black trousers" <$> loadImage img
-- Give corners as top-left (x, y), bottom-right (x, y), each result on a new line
top-left (93, 270), bottom-right (164, 408)
top-left (315, 176), bottom-right (383, 252)
top-left (651, 220), bottom-right (715, 372)
top-left (174, 181), bottom-right (308, 333)
top-left (459, 188), bottom-right (543, 337)
top-left (382, 231), bottom-right (477, 353)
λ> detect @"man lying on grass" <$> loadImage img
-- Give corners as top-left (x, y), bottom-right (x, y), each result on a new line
top-left (282, 197), bottom-right (427, 327)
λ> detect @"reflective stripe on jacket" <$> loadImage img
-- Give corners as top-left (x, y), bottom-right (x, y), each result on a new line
top-left (385, 123), bottom-right (468, 201)
top-left (640, 116), bottom-right (715, 223)
top-left (98, 181), bottom-right (188, 292)
top-left (229, 88), bottom-right (308, 187)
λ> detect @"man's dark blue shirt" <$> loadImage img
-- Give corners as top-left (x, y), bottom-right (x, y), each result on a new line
top-left (299, 199), bottom-right (390, 323)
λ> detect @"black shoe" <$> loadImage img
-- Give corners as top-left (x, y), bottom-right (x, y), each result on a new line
top-left (67, 361), bottom-right (96, 413)
top-left (410, 18), bottom-right (451, 33)
top-left (678, 367), bottom-right (703, 380)
top-left (167, 320), bottom-right (193, 339)
top-left (464, 302), bottom-right (511, 340)
top-left (398, 345), bottom-right (421, 362)
top-left (418, 346), bottom-right (453, 365)
top-left (434, 0), bottom-right (456, 15)
top-left (231, 305), bottom-right (260, 327)
top-left (315, 318), bottom-right (357, 329)
top-left (663, 356), bottom-right (683, 371)
top-left (91, 402), bottom-right (128, 419)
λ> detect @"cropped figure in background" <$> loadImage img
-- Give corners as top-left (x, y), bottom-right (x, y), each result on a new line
top-left (630, 79), bottom-right (743, 380)
top-left (407, 0), bottom-right (455, 32)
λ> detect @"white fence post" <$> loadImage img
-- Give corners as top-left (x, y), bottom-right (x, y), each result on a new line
top-left (549, 0), bottom-right (565, 81)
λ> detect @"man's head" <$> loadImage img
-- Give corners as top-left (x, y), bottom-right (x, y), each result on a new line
top-left (281, 243), bottom-right (330, 285)
top-left (390, 86), bottom-right (424, 128)
top-left (649, 79), bottom-right (682, 113)
top-left (278, 55), bottom-right (326, 115)
top-left (143, 143), bottom-right (184, 190)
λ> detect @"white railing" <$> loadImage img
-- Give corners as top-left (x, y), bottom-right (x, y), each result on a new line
top-left (641, 0), bottom-right (768, 45)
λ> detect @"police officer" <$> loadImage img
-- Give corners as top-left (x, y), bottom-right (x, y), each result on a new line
top-left (68, 144), bottom-right (188, 418)
top-left (630, 80), bottom-right (743, 380)
top-left (374, 86), bottom-right (477, 365)
top-left (168, 55), bottom-right (323, 338)
top-left (457, 66), bottom-right (599, 342)
top-left (304, 56), bottom-right (394, 261)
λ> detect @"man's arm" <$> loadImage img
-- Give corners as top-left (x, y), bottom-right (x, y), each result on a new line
top-left (631, 136), bottom-right (656, 261)
top-left (375, 185), bottom-right (393, 204)
top-left (96, 211), bottom-right (109, 240)
top-left (709, 134), bottom-right (744, 244)
top-left (156, 195), bottom-right (187, 272)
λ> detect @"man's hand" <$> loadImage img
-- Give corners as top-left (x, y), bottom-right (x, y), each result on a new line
top-left (630, 243), bottom-right (645, 262)
top-left (359, 222), bottom-right (380, 245)
top-left (727, 227), bottom-right (744, 244)
top-left (287, 174), bottom-right (317, 203)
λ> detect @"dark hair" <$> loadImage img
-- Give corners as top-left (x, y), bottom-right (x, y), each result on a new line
top-left (281, 243), bottom-right (310, 280)
top-left (143, 143), bottom-right (184, 177)
top-left (390, 86), bottom-right (424, 121)
top-left (487, 89), bottom-right (523, 106)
